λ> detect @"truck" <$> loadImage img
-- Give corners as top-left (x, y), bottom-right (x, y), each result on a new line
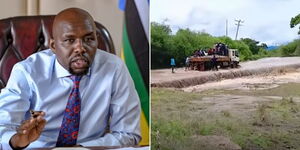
top-left (189, 49), bottom-right (240, 71)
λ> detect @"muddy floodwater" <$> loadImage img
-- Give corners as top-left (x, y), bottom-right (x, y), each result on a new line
top-left (183, 69), bottom-right (300, 92)
top-left (151, 57), bottom-right (300, 88)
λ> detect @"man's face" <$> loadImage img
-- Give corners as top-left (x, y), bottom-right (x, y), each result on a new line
top-left (51, 18), bottom-right (98, 76)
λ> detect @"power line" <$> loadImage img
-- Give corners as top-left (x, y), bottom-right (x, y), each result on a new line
top-left (235, 19), bottom-right (244, 40)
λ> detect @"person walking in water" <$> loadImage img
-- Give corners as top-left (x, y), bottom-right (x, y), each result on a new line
top-left (211, 54), bottom-right (218, 71)
top-left (170, 57), bottom-right (176, 73)
top-left (185, 56), bottom-right (190, 71)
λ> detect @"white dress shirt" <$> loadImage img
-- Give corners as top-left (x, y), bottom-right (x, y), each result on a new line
top-left (0, 49), bottom-right (141, 149)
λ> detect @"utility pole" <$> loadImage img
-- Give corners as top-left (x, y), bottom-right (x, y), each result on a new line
top-left (235, 19), bottom-right (244, 40)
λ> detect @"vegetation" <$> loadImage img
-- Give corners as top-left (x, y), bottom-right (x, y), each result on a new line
top-left (290, 14), bottom-right (300, 34)
top-left (151, 22), bottom-right (300, 69)
top-left (152, 84), bottom-right (300, 150)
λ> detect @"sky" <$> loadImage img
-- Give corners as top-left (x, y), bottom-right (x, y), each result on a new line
top-left (151, 0), bottom-right (300, 46)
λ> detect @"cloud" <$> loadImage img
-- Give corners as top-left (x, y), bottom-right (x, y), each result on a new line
top-left (151, 0), bottom-right (300, 45)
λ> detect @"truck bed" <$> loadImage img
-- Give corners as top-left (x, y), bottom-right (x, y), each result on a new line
top-left (190, 55), bottom-right (230, 62)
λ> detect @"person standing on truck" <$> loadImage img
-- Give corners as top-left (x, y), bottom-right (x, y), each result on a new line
top-left (170, 57), bottom-right (176, 73)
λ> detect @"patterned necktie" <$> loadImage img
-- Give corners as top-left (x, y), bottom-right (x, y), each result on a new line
top-left (56, 75), bottom-right (82, 146)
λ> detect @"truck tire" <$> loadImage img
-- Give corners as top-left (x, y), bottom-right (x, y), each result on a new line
top-left (233, 62), bottom-right (238, 68)
top-left (235, 62), bottom-right (240, 68)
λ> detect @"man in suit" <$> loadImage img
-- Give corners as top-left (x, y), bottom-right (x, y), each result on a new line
top-left (0, 8), bottom-right (141, 149)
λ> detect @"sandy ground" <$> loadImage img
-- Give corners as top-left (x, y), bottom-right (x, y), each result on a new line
top-left (179, 63), bottom-right (300, 116)
top-left (151, 57), bottom-right (300, 86)
top-left (182, 70), bottom-right (300, 149)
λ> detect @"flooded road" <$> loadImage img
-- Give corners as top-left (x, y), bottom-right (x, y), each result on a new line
top-left (151, 57), bottom-right (300, 88)
top-left (183, 69), bottom-right (300, 92)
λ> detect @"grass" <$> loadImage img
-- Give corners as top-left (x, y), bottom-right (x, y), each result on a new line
top-left (222, 82), bottom-right (300, 97)
top-left (151, 85), bottom-right (300, 150)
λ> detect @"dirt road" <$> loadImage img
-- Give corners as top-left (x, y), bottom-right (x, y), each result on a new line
top-left (151, 57), bottom-right (300, 88)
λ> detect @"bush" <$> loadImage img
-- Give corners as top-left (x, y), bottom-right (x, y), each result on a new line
top-left (280, 41), bottom-right (298, 56)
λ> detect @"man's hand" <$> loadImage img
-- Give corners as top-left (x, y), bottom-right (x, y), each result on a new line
top-left (10, 111), bottom-right (46, 149)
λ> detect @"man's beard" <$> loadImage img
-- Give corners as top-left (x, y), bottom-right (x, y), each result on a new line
top-left (69, 66), bottom-right (89, 76)
top-left (68, 55), bottom-right (90, 76)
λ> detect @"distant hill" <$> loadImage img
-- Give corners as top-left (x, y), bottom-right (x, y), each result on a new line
top-left (267, 45), bottom-right (278, 50)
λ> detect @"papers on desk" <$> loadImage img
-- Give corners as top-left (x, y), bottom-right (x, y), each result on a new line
top-left (108, 146), bottom-right (150, 150)
top-left (52, 148), bottom-right (90, 150)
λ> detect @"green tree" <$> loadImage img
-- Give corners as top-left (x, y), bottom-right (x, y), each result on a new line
top-left (218, 36), bottom-right (238, 49)
top-left (195, 32), bottom-right (219, 50)
top-left (293, 42), bottom-right (300, 56)
top-left (241, 38), bottom-right (260, 55)
top-left (151, 22), bottom-right (172, 49)
top-left (279, 39), bottom-right (298, 56)
top-left (172, 28), bottom-right (197, 62)
top-left (259, 43), bottom-right (268, 49)
top-left (151, 22), bottom-right (173, 69)
top-left (290, 14), bottom-right (300, 56)
top-left (235, 41), bottom-right (252, 61)
top-left (290, 14), bottom-right (300, 34)
top-left (171, 29), bottom-right (221, 65)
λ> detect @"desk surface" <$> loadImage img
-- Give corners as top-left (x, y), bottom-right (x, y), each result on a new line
top-left (30, 146), bottom-right (150, 150)
top-left (30, 146), bottom-right (119, 150)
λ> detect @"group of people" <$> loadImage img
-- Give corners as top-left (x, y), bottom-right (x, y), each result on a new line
top-left (170, 42), bottom-right (229, 72)
top-left (211, 43), bottom-right (229, 56)
top-left (170, 56), bottom-right (191, 73)
top-left (193, 49), bottom-right (206, 57)
top-left (192, 43), bottom-right (229, 57)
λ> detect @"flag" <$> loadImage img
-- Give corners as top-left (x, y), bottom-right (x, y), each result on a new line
top-left (118, 0), bottom-right (126, 11)
top-left (120, 0), bottom-right (149, 145)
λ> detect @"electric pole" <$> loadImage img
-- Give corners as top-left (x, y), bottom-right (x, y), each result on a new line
top-left (235, 19), bottom-right (244, 40)
top-left (226, 19), bottom-right (228, 37)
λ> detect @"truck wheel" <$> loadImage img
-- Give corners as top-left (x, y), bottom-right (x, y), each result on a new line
top-left (236, 62), bottom-right (240, 68)
top-left (233, 62), bottom-right (238, 68)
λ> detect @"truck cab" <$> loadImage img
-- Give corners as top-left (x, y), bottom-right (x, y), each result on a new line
top-left (228, 49), bottom-right (239, 67)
